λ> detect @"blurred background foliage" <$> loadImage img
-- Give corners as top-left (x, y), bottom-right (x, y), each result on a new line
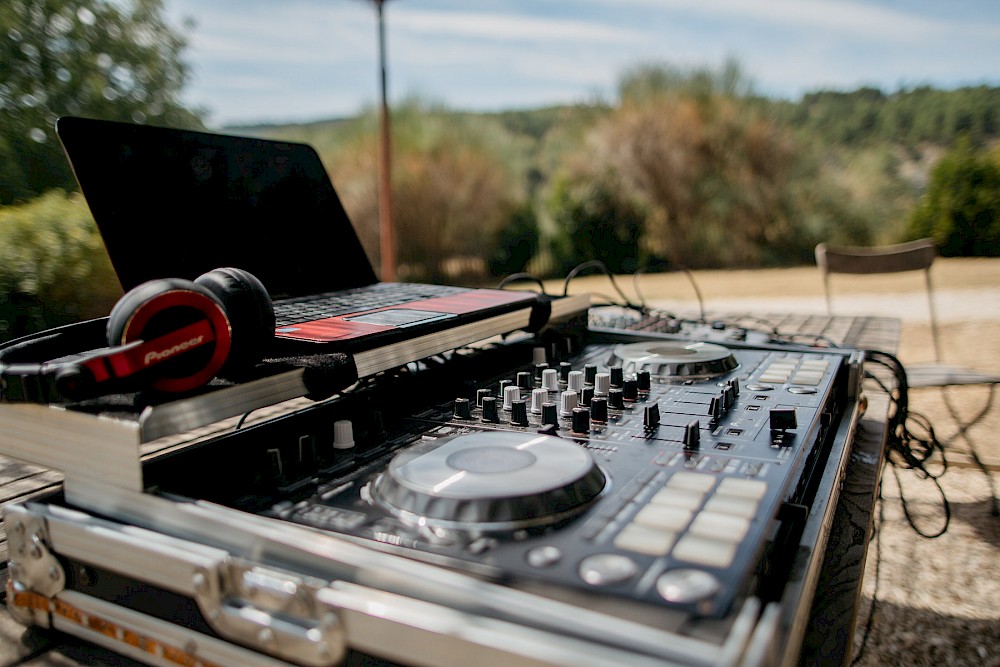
top-left (0, 190), bottom-right (120, 339)
top-left (1, 1), bottom-right (999, 341)
top-left (0, 0), bottom-right (204, 206)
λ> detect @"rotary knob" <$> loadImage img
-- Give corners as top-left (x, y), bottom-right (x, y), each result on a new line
top-left (541, 402), bottom-right (559, 426)
top-left (636, 370), bottom-right (651, 392)
top-left (476, 388), bottom-right (492, 407)
top-left (511, 400), bottom-right (529, 426)
top-left (590, 397), bottom-right (609, 423)
top-left (516, 371), bottom-right (533, 390)
top-left (481, 396), bottom-right (500, 423)
top-left (594, 372), bottom-right (611, 396)
top-left (333, 419), bottom-right (355, 450)
top-left (503, 385), bottom-right (521, 411)
top-left (608, 387), bottom-right (625, 409)
top-left (530, 388), bottom-right (548, 414)
top-left (623, 378), bottom-right (638, 402)
top-left (542, 368), bottom-right (560, 391)
top-left (559, 361), bottom-right (573, 383)
top-left (560, 390), bottom-right (579, 416)
top-left (571, 407), bottom-right (590, 434)
top-left (453, 397), bottom-right (472, 420)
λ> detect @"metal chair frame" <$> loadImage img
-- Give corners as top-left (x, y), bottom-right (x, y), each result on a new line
top-left (815, 239), bottom-right (999, 509)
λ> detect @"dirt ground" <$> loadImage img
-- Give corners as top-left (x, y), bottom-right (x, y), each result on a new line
top-left (548, 257), bottom-right (1000, 666)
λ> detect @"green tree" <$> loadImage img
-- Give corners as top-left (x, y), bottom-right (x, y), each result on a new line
top-left (908, 136), bottom-right (1000, 256)
top-left (1, 0), bottom-right (203, 204)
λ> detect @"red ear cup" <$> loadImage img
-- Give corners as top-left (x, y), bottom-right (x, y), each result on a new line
top-left (107, 278), bottom-right (233, 394)
top-left (194, 267), bottom-right (275, 376)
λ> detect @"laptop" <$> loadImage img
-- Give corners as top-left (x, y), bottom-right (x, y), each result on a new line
top-left (55, 116), bottom-right (538, 354)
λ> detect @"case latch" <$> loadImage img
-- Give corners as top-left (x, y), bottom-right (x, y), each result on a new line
top-left (4, 507), bottom-right (65, 599)
top-left (199, 560), bottom-right (345, 667)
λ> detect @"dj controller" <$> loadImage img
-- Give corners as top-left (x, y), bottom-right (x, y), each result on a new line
top-left (144, 324), bottom-right (862, 623)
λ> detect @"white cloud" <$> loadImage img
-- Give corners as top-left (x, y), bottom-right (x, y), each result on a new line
top-left (183, 4), bottom-right (374, 65)
top-left (394, 7), bottom-right (647, 44)
top-left (605, 0), bottom-right (1000, 42)
top-left (165, 0), bottom-right (1000, 124)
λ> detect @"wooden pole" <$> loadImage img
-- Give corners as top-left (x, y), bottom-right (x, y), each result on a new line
top-left (375, 0), bottom-right (395, 281)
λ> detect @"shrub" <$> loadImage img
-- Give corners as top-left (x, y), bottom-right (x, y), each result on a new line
top-left (547, 174), bottom-right (645, 275)
top-left (908, 136), bottom-right (1000, 256)
top-left (0, 190), bottom-right (120, 340)
top-left (489, 202), bottom-right (540, 278)
top-left (550, 63), bottom-right (807, 270)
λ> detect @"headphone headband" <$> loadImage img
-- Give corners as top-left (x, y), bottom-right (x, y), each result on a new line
top-left (0, 319), bottom-right (109, 402)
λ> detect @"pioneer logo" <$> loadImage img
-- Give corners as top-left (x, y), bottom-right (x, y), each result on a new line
top-left (144, 335), bottom-right (205, 366)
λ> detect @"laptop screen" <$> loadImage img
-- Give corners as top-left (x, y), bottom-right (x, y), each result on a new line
top-left (56, 116), bottom-right (378, 300)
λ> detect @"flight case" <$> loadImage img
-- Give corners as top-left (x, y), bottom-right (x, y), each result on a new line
top-left (0, 298), bottom-right (870, 667)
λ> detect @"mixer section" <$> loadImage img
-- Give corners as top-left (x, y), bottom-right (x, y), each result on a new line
top-left (264, 335), bottom-right (855, 619)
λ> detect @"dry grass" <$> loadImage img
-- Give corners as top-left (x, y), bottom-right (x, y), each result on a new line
top-left (544, 257), bottom-right (1000, 301)
top-left (730, 258), bottom-right (1000, 296)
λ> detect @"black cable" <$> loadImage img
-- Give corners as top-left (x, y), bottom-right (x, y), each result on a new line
top-left (864, 349), bottom-right (951, 538)
top-left (235, 409), bottom-right (255, 430)
top-left (630, 268), bottom-right (649, 309)
top-left (627, 263), bottom-right (707, 318)
top-left (561, 260), bottom-right (640, 309)
top-left (586, 293), bottom-right (639, 308)
top-left (888, 462), bottom-right (951, 539)
top-left (497, 272), bottom-right (547, 293)
top-left (681, 269), bottom-right (706, 322)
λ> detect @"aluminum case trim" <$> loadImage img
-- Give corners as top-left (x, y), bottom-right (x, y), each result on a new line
top-left (30, 490), bottom-right (761, 667)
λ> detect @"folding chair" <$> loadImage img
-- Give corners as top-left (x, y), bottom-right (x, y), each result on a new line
top-left (816, 238), bottom-right (1000, 387)
top-left (816, 238), bottom-right (1000, 514)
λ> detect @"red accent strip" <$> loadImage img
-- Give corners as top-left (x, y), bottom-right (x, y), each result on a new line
top-left (77, 320), bottom-right (217, 383)
top-left (119, 320), bottom-right (217, 374)
top-left (83, 357), bottom-right (111, 383)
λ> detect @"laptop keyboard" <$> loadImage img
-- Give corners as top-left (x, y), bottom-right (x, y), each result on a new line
top-left (274, 283), bottom-right (468, 327)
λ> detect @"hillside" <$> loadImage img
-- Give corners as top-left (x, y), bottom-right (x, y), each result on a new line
top-left (222, 80), bottom-right (999, 280)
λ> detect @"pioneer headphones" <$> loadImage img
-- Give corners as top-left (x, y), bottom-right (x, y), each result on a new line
top-left (0, 268), bottom-right (275, 403)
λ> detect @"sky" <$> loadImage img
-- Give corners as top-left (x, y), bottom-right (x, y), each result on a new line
top-left (163, 0), bottom-right (1000, 128)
